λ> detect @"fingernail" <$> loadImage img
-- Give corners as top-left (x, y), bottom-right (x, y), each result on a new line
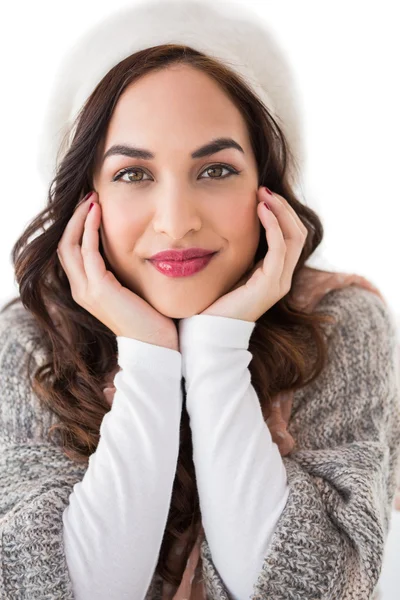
top-left (264, 187), bottom-right (273, 195)
top-left (89, 202), bottom-right (94, 211)
top-left (264, 201), bottom-right (271, 210)
top-left (83, 191), bottom-right (94, 202)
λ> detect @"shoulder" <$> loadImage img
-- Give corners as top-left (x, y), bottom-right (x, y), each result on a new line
top-left (0, 301), bottom-right (57, 446)
top-left (289, 284), bottom-right (400, 451)
top-left (290, 284), bottom-right (399, 418)
top-left (310, 286), bottom-right (400, 412)
top-left (0, 301), bottom-right (48, 368)
top-left (315, 284), bottom-right (398, 352)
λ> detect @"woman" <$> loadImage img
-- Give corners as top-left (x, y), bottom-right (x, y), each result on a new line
top-left (0, 1), bottom-right (399, 599)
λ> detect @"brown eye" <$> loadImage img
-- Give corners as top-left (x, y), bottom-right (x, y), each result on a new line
top-left (200, 164), bottom-right (238, 180)
top-left (126, 169), bottom-right (147, 183)
top-left (112, 163), bottom-right (240, 185)
top-left (113, 168), bottom-right (150, 184)
top-left (203, 165), bottom-right (224, 178)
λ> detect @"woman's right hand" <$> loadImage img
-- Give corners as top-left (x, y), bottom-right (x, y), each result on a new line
top-left (56, 191), bottom-right (179, 351)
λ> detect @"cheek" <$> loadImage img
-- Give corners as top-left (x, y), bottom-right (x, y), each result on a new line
top-left (220, 199), bottom-right (259, 241)
top-left (100, 207), bottom-right (143, 249)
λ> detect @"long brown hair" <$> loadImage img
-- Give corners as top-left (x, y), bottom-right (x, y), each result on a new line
top-left (2, 44), bottom-right (336, 586)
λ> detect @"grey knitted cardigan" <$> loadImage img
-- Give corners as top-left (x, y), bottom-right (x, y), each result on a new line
top-left (0, 285), bottom-right (400, 599)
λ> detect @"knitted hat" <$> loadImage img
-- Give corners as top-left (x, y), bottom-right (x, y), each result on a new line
top-left (35, 0), bottom-right (334, 272)
top-left (36, 0), bottom-right (307, 189)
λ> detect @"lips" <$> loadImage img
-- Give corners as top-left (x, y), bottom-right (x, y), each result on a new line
top-left (149, 248), bottom-right (217, 262)
top-left (149, 252), bottom-right (218, 277)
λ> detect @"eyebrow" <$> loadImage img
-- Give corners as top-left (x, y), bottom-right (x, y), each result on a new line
top-left (101, 137), bottom-right (245, 165)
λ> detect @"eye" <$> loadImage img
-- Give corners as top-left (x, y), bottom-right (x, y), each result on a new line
top-left (199, 164), bottom-right (240, 181)
top-left (112, 163), bottom-right (240, 184)
top-left (112, 168), bottom-right (151, 184)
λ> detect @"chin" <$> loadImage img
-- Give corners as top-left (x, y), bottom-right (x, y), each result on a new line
top-left (159, 306), bottom-right (204, 320)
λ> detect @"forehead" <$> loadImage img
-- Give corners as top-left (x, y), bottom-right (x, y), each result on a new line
top-left (105, 65), bottom-right (249, 141)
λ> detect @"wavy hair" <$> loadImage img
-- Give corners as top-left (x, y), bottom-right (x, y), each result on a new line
top-left (2, 44), bottom-right (336, 586)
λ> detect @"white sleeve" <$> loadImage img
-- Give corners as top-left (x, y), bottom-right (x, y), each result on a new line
top-left (62, 336), bottom-right (182, 600)
top-left (179, 314), bottom-right (290, 600)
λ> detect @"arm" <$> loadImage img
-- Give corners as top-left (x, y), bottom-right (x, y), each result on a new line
top-left (0, 306), bottom-right (182, 599)
top-left (179, 314), bottom-right (289, 600)
top-left (180, 286), bottom-right (400, 600)
top-left (62, 336), bottom-right (182, 599)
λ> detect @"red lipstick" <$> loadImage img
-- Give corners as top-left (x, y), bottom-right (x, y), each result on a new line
top-left (149, 252), bottom-right (218, 278)
top-left (149, 247), bottom-right (217, 261)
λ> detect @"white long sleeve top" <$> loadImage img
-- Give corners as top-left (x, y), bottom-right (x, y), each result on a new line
top-left (62, 314), bottom-right (290, 600)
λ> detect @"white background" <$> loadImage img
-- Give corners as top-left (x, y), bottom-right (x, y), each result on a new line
top-left (0, 1), bottom-right (399, 597)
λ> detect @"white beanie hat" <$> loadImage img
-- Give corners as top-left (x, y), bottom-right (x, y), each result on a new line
top-left (36, 0), bottom-right (307, 190)
top-left (36, 0), bottom-right (334, 271)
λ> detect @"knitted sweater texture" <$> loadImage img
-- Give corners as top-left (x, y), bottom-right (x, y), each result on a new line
top-left (0, 285), bottom-right (399, 599)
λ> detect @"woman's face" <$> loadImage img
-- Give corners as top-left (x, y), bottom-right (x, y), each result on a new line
top-left (93, 64), bottom-right (260, 319)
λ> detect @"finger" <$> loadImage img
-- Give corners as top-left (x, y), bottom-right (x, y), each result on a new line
top-left (56, 248), bottom-right (65, 269)
top-left (265, 197), bottom-right (307, 289)
top-left (57, 195), bottom-right (95, 297)
top-left (258, 200), bottom-right (304, 294)
top-left (262, 196), bottom-right (306, 291)
top-left (257, 201), bottom-right (286, 288)
top-left (73, 192), bottom-right (94, 214)
top-left (280, 234), bottom-right (306, 292)
top-left (261, 190), bottom-right (306, 240)
top-left (259, 187), bottom-right (307, 237)
top-left (80, 200), bottom-right (109, 286)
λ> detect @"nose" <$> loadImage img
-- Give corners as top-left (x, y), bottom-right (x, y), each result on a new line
top-left (151, 189), bottom-right (202, 239)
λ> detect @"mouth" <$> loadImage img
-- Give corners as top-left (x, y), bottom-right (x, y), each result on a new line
top-left (148, 252), bottom-right (219, 278)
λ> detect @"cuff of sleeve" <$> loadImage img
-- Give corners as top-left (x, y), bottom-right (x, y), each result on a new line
top-left (178, 314), bottom-right (256, 350)
top-left (116, 336), bottom-right (182, 378)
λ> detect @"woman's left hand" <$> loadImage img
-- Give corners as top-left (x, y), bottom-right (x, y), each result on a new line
top-left (200, 186), bottom-right (308, 322)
